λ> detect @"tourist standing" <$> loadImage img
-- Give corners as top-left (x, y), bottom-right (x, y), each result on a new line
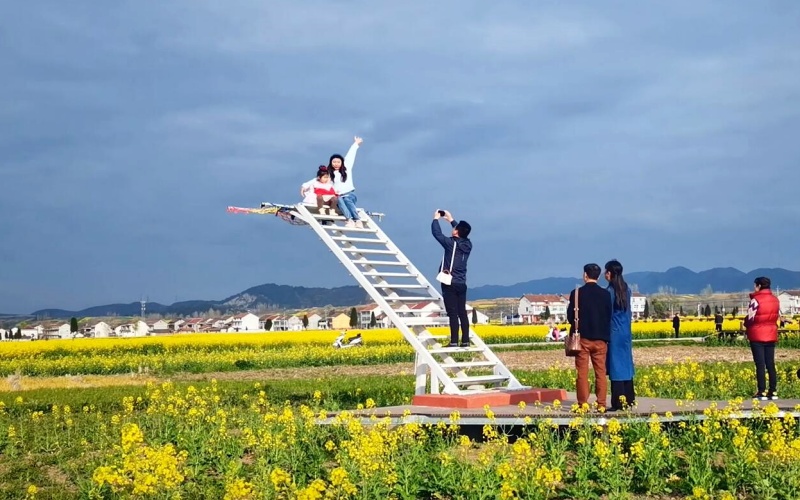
top-left (744, 276), bottom-right (780, 400)
top-left (567, 263), bottom-right (612, 410)
top-left (431, 210), bottom-right (472, 348)
top-left (673, 313), bottom-right (681, 338)
top-left (605, 260), bottom-right (636, 411)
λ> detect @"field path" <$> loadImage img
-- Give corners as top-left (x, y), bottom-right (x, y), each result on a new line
top-left (5, 345), bottom-right (800, 391)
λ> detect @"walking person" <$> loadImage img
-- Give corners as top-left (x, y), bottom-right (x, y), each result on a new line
top-left (744, 276), bottom-right (780, 400)
top-left (328, 136), bottom-right (364, 228)
top-left (673, 313), bottom-right (681, 338)
top-left (604, 260), bottom-right (636, 411)
top-left (567, 264), bottom-right (612, 410)
top-left (432, 209), bottom-right (472, 348)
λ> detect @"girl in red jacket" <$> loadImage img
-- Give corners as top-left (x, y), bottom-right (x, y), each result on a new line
top-left (744, 276), bottom-right (780, 400)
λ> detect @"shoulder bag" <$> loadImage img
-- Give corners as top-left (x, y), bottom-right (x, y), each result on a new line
top-left (565, 285), bottom-right (582, 357)
top-left (435, 243), bottom-right (457, 285)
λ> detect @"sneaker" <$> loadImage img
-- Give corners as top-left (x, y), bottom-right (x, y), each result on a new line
top-left (752, 392), bottom-right (768, 401)
top-left (345, 220), bottom-right (356, 228)
top-left (446, 343), bottom-right (459, 348)
top-left (767, 391), bottom-right (779, 400)
top-left (459, 342), bottom-right (470, 348)
top-left (354, 220), bottom-right (364, 229)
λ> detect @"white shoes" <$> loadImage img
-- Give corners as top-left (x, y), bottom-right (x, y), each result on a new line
top-left (345, 220), bottom-right (356, 228)
top-left (354, 220), bottom-right (364, 229)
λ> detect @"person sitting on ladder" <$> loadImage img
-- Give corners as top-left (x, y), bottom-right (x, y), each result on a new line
top-left (312, 166), bottom-right (338, 215)
top-left (432, 209), bottom-right (473, 348)
top-left (328, 136), bottom-right (364, 228)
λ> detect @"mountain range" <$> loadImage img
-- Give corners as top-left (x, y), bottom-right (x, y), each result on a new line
top-left (27, 267), bottom-right (800, 319)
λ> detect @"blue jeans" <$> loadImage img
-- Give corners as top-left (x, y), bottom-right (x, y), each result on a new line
top-left (337, 192), bottom-right (359, 221)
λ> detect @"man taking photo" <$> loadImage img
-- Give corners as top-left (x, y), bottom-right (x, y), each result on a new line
top-left (432, 210), bottom-right (472, 348)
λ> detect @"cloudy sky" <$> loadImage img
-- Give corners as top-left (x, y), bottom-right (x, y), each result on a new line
top-left (2, 1), bottom-right (799, 313)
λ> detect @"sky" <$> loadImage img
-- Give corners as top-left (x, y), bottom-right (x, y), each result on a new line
top-left (1, 1), bottom-right (799, 313)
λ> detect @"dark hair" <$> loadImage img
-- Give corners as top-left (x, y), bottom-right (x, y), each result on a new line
top-left (584, 263), bottom-right (601, 280)
top-left (754, 276), bottom-right (771, 289)
top-left (455, 220), bottom-right (471, 238)
top-left (605, 259), bottom-right (629, 311)
top-left (327, 154), bottom-right (347, 182)
top-left (316, 165), bottom-right (329, 180)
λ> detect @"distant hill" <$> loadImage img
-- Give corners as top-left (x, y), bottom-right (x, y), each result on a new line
top-left (32, 284), bottom-right (369, 318)
top-left (470, 267), bottom-right (800, 299)
top-left (27, 267), bottom-right (800, 319)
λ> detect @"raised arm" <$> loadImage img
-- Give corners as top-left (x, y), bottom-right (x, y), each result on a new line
top-left (343, 136), bottom-right (363, 171)
top-left (431, 211), bottom-right (450, 249)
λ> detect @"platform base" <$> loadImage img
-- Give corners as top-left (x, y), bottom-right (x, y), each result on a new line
top-left (412, 388), bottom-right (567, 409)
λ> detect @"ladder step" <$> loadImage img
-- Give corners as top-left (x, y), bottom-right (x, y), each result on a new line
top-left (330, 236), bottom-right (387, 244)
top-left (399, 317), bottom-right (451, 326)
top-left (429, 346), bottom-right (485, 354)
top-left (363, 271), bottom-right (417, 277)
top-left (451, 375), bottom-right (510, 386)
top-left (310, 213), bottom-right (346, 220)
top-left (352, 260), bottom-right (407, 266)
top-left (323, 226), bottom-right (377, 233)
top-left (383, 296), bottom-right (432, 302)
top-left (374, 284), bottom-right (428, 289)
top-left (441, 361), bottom-right (498, 369)
top-left (342, 248), bottom-right (397, 255)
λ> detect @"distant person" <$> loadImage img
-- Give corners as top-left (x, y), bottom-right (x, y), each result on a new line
top-left (673, 313), bottom-right (681, 338)
top-left (714, 312), bottom-right (724, 335)
top-left (328, 136), bottom-right (364, 228)
top-left (567, 263), bottom-right (612, 410)
top-left (432, 209), bottom-right (472, 348)
top-left (604, 260), bottom-right (636, 411)
top-left (744, 276), bottom-right (780, 400)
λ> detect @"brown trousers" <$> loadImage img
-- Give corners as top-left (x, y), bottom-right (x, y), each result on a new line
top-left (316, 195), bottom-right (338, 212)
top-left (575, 338), bottom-right (608, 407)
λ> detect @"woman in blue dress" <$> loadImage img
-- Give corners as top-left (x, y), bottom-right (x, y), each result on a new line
top-left (605, 260), bottom-right (636, 411)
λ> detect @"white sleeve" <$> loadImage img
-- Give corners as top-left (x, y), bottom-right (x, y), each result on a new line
top-left (343, 143), bottom-right (359, 171)
top-left (301, 178), bottom-right (315, 191)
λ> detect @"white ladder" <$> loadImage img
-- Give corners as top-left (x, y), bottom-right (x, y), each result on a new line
top-left (291, 204), bottom-right (528, 396)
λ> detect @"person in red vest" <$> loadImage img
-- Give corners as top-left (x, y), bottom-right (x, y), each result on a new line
top-left (744, 276), bottom-right (780, 400)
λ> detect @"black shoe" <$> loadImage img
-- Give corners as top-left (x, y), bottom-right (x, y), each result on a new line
top-left (459, 342), bottom-right (470, 348)
top-left (752, 392), bottom-right (768, 401)
top-left (767, 391), bottom-right (779, 400)
top-left (446, 343), bottom-right (459, 348)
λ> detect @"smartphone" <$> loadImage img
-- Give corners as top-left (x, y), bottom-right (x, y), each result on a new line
top-left (438, 210), bottom-right (446, 216)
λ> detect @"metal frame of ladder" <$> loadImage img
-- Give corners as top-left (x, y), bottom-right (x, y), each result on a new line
top-left (290, 204), bottom-right (528, 396)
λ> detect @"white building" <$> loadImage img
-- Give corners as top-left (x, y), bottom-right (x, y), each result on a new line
top-left (231, 313), bottom-right (260, 332)
top-left (631, 292), bottom-right (647, 318)
top-left (115, 320), bottom-right (149, 338)
top-left (92, 321), bottom-right (113, 338)
top-left (149, 320), bottom-right (171, 333)
top-left (518, 295), bottom-right (569, 323)
top-left (779, 291), bottom-right (800, 315)
top-left (286, 316), bottom-right (304, 331)
top-left (306, 313), bottom-right (323, 330)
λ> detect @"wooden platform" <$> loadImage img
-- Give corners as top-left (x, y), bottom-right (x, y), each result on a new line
top-left (320, 392), bottom-right (800, 426)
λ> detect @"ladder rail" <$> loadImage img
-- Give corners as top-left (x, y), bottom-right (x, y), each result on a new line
top-left (291, 204), bottom-right (527, 394)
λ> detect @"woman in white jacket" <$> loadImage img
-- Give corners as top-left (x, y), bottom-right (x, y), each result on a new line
top-left (327, 136), bottom-right (364, 227)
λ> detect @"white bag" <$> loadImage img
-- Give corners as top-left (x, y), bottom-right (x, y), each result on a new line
top-left (435, 243), bottom-right (457, 285)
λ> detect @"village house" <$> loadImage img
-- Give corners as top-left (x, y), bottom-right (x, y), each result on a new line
top-left (306, 313), bottom-right (323, 330)
top-left (230, 313), bottom-right (260, 332)
top-left (779, 290), bottom-right (800, 315)
top-left (517, 294), bottom-right (569, 323)
top-left (148, 319), bottom-right (171, 334)
top-left (331, 313), bottom-right (351, 330)
top-left (285, 316), bottom-right (304, 331)
top-left (171, 319), bottom-right (185, 332)
top-left (631, 292), bottom-right (647, 318)
top-left (114, 320), bottom-right (149, 338)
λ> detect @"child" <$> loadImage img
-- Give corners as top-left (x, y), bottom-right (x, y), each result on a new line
top-left (312, 166), bottom-right (337, 215)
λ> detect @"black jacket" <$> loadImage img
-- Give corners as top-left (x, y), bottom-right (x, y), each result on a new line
top-left (567, 282), bottom-right (612, 342)
top-left (431, 220), bottom-right (472, 284)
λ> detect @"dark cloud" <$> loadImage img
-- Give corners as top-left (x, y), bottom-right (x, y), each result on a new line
top-left (1, 0), bottom-right (799, 312)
